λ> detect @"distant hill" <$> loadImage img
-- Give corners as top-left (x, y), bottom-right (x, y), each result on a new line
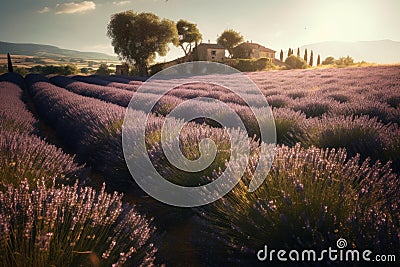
top-left (0, 41), bottom-right (117, 61)
top-left (299, 40), bottom-right (400, 64)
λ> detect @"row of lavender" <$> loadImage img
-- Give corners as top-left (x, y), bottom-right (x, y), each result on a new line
top-left (0, 72), bottom-right (81, 187)
top-left (67, 68), bottom-right (400, 264)
top-left (26, 74), bottom-right (248, 189)
top-left (28, 68), bottom-right (400, 264)
top-left (51, 67), bottom-right (400, 169)
top-left (75, 66), bottom-right (400, 124)
top-left (0, 73), bottom-right (157, 266)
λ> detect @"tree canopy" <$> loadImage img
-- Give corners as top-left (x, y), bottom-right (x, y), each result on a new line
top-left (217, 29), bottom-right (243, 57)
top-left (175, 19), bottom-right (202, 56)
top-left (107, 11), bottom-right (178, 76)
top-left (285, 55), bottom-right (307, 69)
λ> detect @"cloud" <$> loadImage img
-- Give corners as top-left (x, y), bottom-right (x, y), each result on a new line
top-left (55, 1), bottom-right (96, 15)
top-left (113, 1), bottom-right (131, 6)
top-left (38, 7), bottom-right (50, 14)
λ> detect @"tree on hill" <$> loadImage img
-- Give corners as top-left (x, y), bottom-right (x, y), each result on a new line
top-left (280, 49), bottom-right (283, 61)
top-left (217, 29), bottom-right (244, 58)
top-left (285, 55), bottom-right (307, 69)
top-left (96, 64), bottom-right (112, 76)
top-left (309, 50), bottom-right (314, 66)
top-left (304, 48), bottom-right (308, 62)
top-left (174, 19), bottom-right (202, 56)
top-left (322, 56), bottom-right (335, 65)
top-left (335, 56), bottom-right (354, 66)
top-left (317, 54), bottom-right (321, 65)
top-left (297, 48), bottom-right (300, 57)
top-left (7, 53), bottom-right (13, 73)
top-left (107, 11), bottom-right (178, 76)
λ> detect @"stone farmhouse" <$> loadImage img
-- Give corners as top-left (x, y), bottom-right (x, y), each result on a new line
top-left (232, 42), bottom-right (276, 60)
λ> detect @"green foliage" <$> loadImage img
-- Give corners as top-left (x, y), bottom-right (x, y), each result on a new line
top-left (284, 55), bottom-right (307, 69)
top-left (107, 11), bottom-right (178, 76)
top-left (29, 65), bottom-right (78, 75)
top-left (335, 56), bottom-right (354, 66)
top-left (217, 29), bottom-right (243, 57)
top-left (227, 58), bottom-right (272, 72)
top-left (322, 56), bottom-right (335, 65)
top-left (175, 19), bottom-right (202, 56)
top-left (95, 64), bottom-right (112, 76)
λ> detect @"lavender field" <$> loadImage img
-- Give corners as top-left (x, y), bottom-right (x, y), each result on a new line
top-left (0, 65), bottom-right (399, 266)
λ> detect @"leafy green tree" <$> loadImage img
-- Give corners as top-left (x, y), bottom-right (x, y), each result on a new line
top-left (335, 56), bottom-right (354, 66)
top-left (304, 48), bottom-right (308, 62)
top-left (317, 54), bottom-right (321, 65)
top-left (297, 48), bottom-right (300, 57)
top-left (322, 56), bottom-right (335, 65)
top-left (285, 55), bottom-right (307, 69)
top-left (107, 11), bottom-right (178, 76)
top-left (309, 50), bottom-right (314, 66)
top-left (280, 49), bottom-right (283, 61)
top-left (174, 19), bottom-right (202, 56)
top-left (217, 29), bottom-right (244, 57)
top-left (96, 64), bottom-right (112, 76)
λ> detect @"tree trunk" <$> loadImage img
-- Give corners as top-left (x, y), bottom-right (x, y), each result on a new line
top-left (137, 61), bottom-right (148, 77)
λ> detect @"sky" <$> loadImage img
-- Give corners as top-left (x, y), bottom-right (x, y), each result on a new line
top-left (0, 0), bottom-right (399, 62)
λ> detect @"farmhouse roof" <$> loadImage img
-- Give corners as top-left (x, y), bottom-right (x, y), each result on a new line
top-left (234, 42), bottom-right (276, 52)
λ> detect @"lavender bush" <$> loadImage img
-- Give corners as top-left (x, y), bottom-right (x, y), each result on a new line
top-left (291, 96), bottom-right (338, 118)
top-left (196, 144), bottom-right (399, 265)
top-left (337, 100), bottom-right (399, 125)
top-left (0, 72), bottom-right (25, 87)
top-left (298, 115), bottom-right (399, 162)
top-left (0, 180), bottom-right (157, 266)
top-left (49, 75), bottom-right (134, 107)
top-left (72, 75), bottom-right (139, 91)
top-left (0, 81), bottom-right (37, 134)
top-left (0, 130), bottom-right (83, 188)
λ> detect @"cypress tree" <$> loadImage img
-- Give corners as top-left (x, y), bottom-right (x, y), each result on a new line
top-left (297, 48), bottom-right (300, 57)
top-left (280, 49), bottom-right (283, 61)
top-left (304, 49), bottom-right (308, 62)
top-left (317, 54), bottom-right (321, 65)
top-left (7, 53), bottom-right (13, 73)
top-left (309, 50), bottom-right (314, 66)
